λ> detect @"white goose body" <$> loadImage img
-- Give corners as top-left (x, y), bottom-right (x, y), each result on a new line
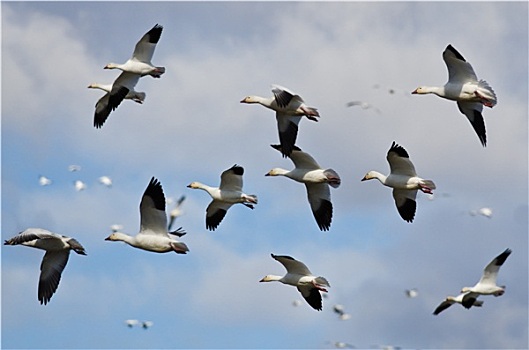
top-left (412, 44), bottom-right (496, 147)
top-left (4, 228), bottom-right (86, 305)
top-left (362, 141), bottom-right (435, 223)
top-left (88, 83), bottom-right (146, 104)
top-left (260, 254), bottom-right (330, 311)
top-left (241, 84), bottom-right (319, 157)
top-left (187, 165), bottom-right (258, 231)
top-left (266, 144), bottom-right (340, 231)
top-left (105, 177), bottom-right (189, 254)
top-left (460, 248), bottom-right (511, 308)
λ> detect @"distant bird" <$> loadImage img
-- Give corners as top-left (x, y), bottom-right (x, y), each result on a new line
top-left (167, 195), bottom-right (186, 231)
top-left (346, 100), bottom-right (381, 114)
top-left (332, 304), bottom-right (351, 320)
top-left (361, 141), bottom-right (436, 223)
top-left (98, 176), bottom-right (113, 188)
top-left (141, 321), bottom-right (153, 329)
top-left (105, 177), bottom-right (189, 254)
top-left (187, 165), bottom-right (257, 231)
top-left (38, 175), bottom-right (52, 186)
top-left (260, 254), bottom-right (330, 311)
top-left (110, 224), bottom-right (124, 233)
top-left (125, 319), bottom-right (139, 328)
top-left (460, 249), bottom-right (512, 308)
top-left (74, 180), bottom-right (87, 191)
top-left (266, 144), bottom-right (340, 231)
top-left (331, 341), bottom-right (356, 349)
top-left (412, 44), bottom-right (497, 147)
top-left (98, 24), bottom-right (165, 128)
top-left (405, 288), bottom-right (419, 298)
top-left (470, 207), bottom-right (493, 218)
top-left (89, 82), bottom-right (146, 128)
top-left (4, 228), bottom-right (86, 305)
top-left (240, 84), bottom-right (320, 157)
top-left (433, 292), bottom-right (484, 315)
top-left (292, 299), bottom-right (302, 307)
top-left (68, 165), bottom-right (81, 172)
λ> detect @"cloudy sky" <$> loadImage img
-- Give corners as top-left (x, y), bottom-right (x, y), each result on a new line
top-left (1, 2), bottom-right (527, 349)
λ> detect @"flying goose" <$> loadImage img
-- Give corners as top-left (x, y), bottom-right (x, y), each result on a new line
top-left (187, 165), bottom-right (257, 231)
top-left (361, 141), bottom-right (435, 223)
top-left (412, 44), bottom-right (497, 147)
top-left (260, 254), bottom-right (330, 311)
top-left (266, 144), bottom-right (340, 231)
top-left (460, 248), bottom-right (512, 308)
top-left (4, 228), bottom-right (86, 305)
top-left (105, 177), bottom-right (189, 254)
top-left (433, 292), bottom-right (484, 315)
top-left (167, 195), bottom-right (186, 231)
top-left (240, 84), bottom-right (320, 157)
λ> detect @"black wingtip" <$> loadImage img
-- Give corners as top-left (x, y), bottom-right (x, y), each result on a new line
top-left (495, 248), bottom-right (512, 266)
top-left (397, 198), bottom-right (416, 223)
top-left (389, 141), bottom-right (409, 158)
top-left (147, 24), bottom-right (163, 44)
top-left (446, 44), bottom-right (466, 62)
top-left (314, 200), bottom-right (333, 231)
top-left (143, 177), bottom-right (166, 211)
top-left (206, 209), bottom-right (227, 231)
top-left (229, 164), bottom-right (244, 176)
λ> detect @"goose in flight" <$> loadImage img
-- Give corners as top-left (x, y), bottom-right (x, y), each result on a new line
top-left (433, 292), bottom-right (484, 315)
top-left (105, 177), bottom-right (189, 254)
top-left (187, 165), bottom-right (257, 231)
top-left (412, 44), bottom-right (497, 147)
top-left (460, 248), bottom-right (512, 308)
top-left (266, 144), bottom-right (340, 231)
top-left (241, 84), bottom-right (320, 157)
top-left (167, 195), bottom-right (186, 231)
top-left (88, 82), bottom-right (146, 128)
top-left (4, 228), bottom-right (86, 305)
top-left (260, 254), bottom-right (330, 311)
top-left (361, 141), bottom-right (435, 223)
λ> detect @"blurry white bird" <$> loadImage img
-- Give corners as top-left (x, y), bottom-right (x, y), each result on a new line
top-left (187, 165), bottom-right (257, 231)
top-left (332, 341), bottom-right (356, 349)
top-left (433, 292), bottom-right (483, 315)
top-left (332, 304), bottom-right (351, 320)
top-left (167, 195), bottom-right (186, 231)
top-left (110, 224), bottom-right (124, 233)
top-left (260, 254), bottom-right (330, 311)
top-left (4, 228), bottom-right (86, 305)
top-left (68, 165), bottom-right (81, 172)
top-left (405, 288), bottom-right (419, 298)
top-left (142, 321), bottom-right (154, 329)
top-left (38, 175), bottom-right (52, 186)
top-left (74, 180), bottom-right (87, 191)
top-left (98, 176), bottom-right (113, 188)
top-left (470, 207), bottom-right (493, 218)
top-left (460, 248), bottom-right (512, 308)
top-left (292, 299), bottom-right (302, 307)
top-left (266, 144), bottom-right (340, 231)
top-left (412, 44), bottom-right (497, 147)
top-left (361, 141), bottom-right (435, 223)
top-left (105, 177), bottom-right (189, 254)
top-left (346, 100), bottom-right (381, 114)
top-left (240, 84), bottom-right (319, 157)
top-left (125, 319), bottom-right (139, 328)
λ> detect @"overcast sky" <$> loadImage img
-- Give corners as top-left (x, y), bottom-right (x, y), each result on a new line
top-left (1, 2), bottom-right (528, 349)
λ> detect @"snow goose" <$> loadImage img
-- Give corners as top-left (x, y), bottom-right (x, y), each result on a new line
top-left (187, 165), bottom-right (257, 231)
top-left (460, 248), bottom-right (512, 308)
top-left (125, 319), bottom-right (140, 328)
top-left (167, 195), bottom-right (186, 231)
top-left (89, 82), bottom-right (146, 128)
top-left (412, 44), bottom-right (497, 147)
top-left (104, 24), bottom-right (165, 78)
top-left (240, 85), bottom-right (320, 157)
top-left (4, 228), bottom-right (86, 305)
top-left (74, 180), bottom-right (87, 191)
top-left (105, 177), bottom-right (189, 254)
top-left (68, 164), bottom-right (81, 172)
top-left (433, 292), bottom-right (484, 315)
top-left (266, 144), bottom-right (340, 231)
top-left (38, 175), bottom-right (52, 186)
top-left (98, 175), bottom-right (113, 188)
top-left (142, 321), bottom-right (154, 329)
top-left (333, 304), bottom-right (351, 320)
top-left (260, 254), bottom-right (330, 311)
top-left (361, 141), bottom-right (435, 223)
top-left (346, 100), bottom-right (381, 114)
top-left (405, 288), bottom-right (419, 298)
top-left (470, 207), bottom-right (493, 218)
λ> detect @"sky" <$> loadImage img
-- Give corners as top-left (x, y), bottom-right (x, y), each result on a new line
top-left (1, 1), bottom-right (528, 349)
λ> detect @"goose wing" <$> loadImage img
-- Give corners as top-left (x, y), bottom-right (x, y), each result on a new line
top-left (306, 183), bottom-right (333, 231)
top-left (276, 114), bottom-right (302, 157)
top-left (457, 101), bottom-right (487, 147)
top-left (132, 24), bottom-right (163, 63)
top-left (271, 254), bottom-right (312, 275)
top-left (139, 177), bottom-right (168, 235)
top-left (271, 84), bottom-right (304, 108)
top-left (443, 44), bottom-right (478, 84)
top-left (386, 141), bottom-right (417, 176)
top-left (205, 200), bottom-right (233, 231)
top-left (392, 189), bottom-right (417, 223)
top-left (478, 248), bottom-right (512, 285)
top-left (219, 165), bottom-right (244, 191)
top-left (433, 299), bottom-right (455, 315)
top-left (297, 285), bottom-right (323, 311)
top-left (38, 250), bottom-right (70, 305)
